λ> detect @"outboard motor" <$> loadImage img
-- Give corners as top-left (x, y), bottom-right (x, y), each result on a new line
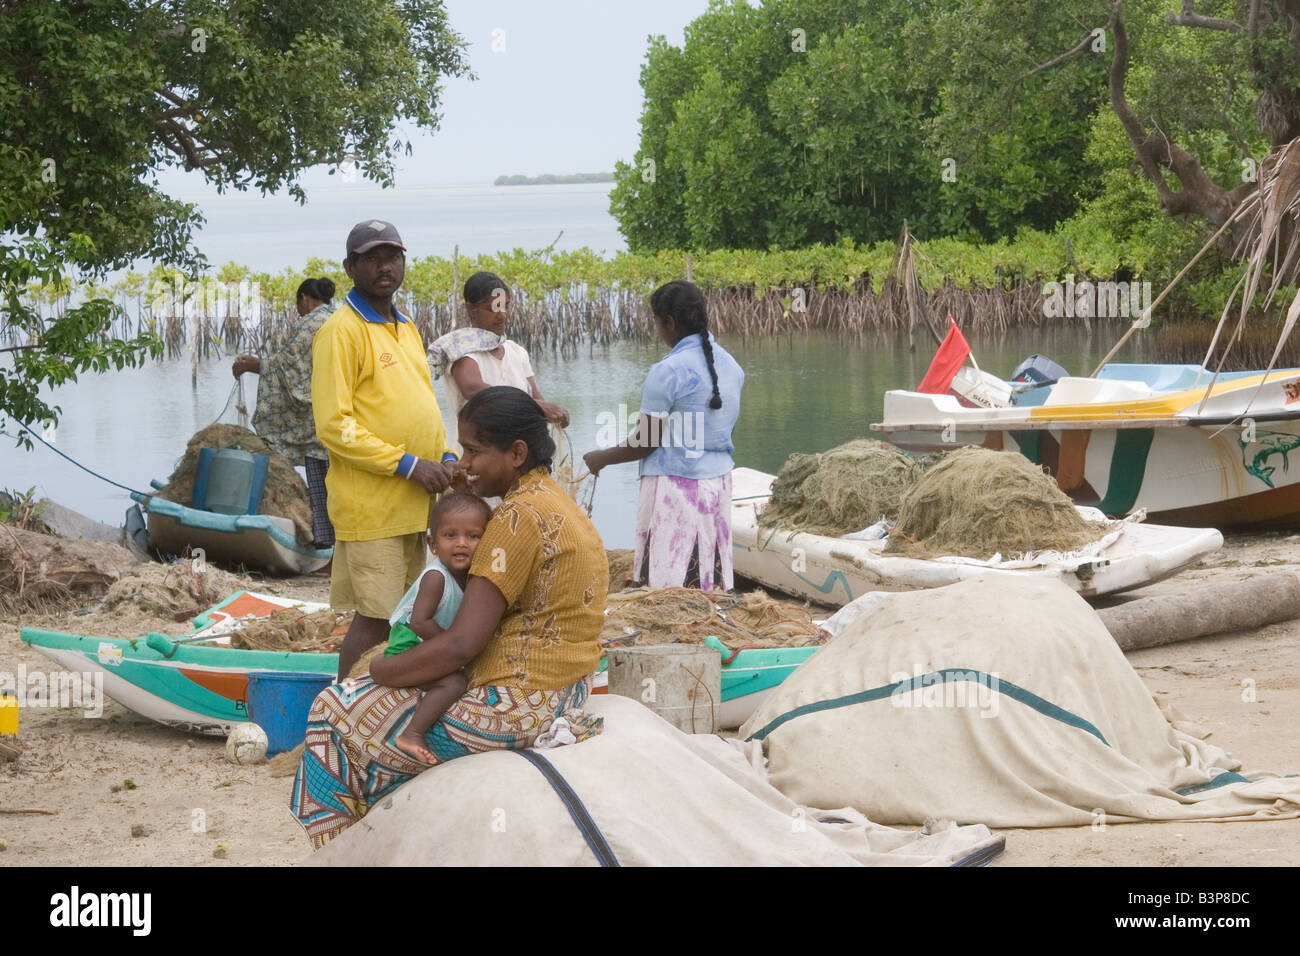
top-left (1010, 354), bottom-right (1070, 385)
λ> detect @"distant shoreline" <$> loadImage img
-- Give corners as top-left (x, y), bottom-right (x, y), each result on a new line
top-left (494, 172), bottom-right (614, 186)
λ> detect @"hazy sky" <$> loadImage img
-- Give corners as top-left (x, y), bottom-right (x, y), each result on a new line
top-left (158, 0), bottom-right (712, 199)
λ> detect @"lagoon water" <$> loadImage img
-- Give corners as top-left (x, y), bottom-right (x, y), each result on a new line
top-left (2, 181), bottom-right (1146, 550)
top-left (161, 180), bottom-right (626, 273)
top-left (5, 324), bottom-right (1141, 550)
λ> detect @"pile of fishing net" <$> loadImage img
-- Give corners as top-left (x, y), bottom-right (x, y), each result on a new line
top-left (606, 549), bottom-right (636, 592)
top-left (229, 607), bottom-right (353, 654)
top-left (758, 439), bottom-right (921, 537)
top-left (601, 586), bottom-right (826, 650)
top-left (104, 558), bottom-right (240, 619)
top-left (0, 524), bottom-right (140, 613)
top-left (153, 424), bottom-right (314, 544)
top-left (888, 447), bottom-right (1107, 560)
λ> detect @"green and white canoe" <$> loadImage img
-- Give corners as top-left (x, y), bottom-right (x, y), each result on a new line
top-left (22, 590), bottom-right (819, 734)
top-left (20, 591), bottom-right (336, 734)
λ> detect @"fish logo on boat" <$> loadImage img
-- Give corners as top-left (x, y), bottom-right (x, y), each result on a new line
top-left (1239, 429), bottom-right (1300, 488)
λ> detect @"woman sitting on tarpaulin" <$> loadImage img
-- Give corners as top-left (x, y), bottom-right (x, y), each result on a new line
top-left (289, 387), bottom-right (607, 849)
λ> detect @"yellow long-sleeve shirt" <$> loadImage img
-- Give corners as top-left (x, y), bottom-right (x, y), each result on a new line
top-left (311, 290), bottom-right (451, 541)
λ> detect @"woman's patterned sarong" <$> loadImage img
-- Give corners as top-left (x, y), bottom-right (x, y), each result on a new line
top-left (290, 674), bottom-right (599, 848)
top-left (634, 473), bottom-right (734, 591)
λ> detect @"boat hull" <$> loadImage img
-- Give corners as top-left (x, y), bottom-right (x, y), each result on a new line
top-left (132, 492), bottom-right (331, 575)
top-left (875, 369), bottom-right (1300, 529)
top-left (20, 627), bottom-right (337, 734)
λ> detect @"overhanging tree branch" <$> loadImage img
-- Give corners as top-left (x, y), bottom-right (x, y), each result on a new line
top-left (1108, 3), bottom-right (1239, 226)
top-left (1165, 1), bottom-right (1244, 32)
top-left (1016, 14), bottom-right (1117, 85)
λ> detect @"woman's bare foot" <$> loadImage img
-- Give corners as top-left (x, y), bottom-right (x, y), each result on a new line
top-left (394, 731), bottom-right (438, 763)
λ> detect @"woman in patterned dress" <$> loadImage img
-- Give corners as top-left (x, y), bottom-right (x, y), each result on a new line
top-left (290, 386), bottom-right (608, 848)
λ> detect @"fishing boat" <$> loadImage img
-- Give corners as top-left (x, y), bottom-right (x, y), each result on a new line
top-left (730, 466), bottom-right (1223, 607)
top-left (873, 362), bottom-right (1300, 529)
top-left (20, 592), bottom-right (335, 734)
top-left (131, 485), bottom-right (331, 575)
top-left (23, 589), bottom-right (807, 733)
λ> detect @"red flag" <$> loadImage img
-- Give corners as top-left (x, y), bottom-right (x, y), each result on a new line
top-left (916, 317), bottom-right (971, 394)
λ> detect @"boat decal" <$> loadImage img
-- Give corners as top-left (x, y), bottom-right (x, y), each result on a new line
top-left (1094, 429), bottom-right (1154, 515)
top-left (97, 642), bottom-right (124, 667)
top-left (1057, 430), bottom-right (1091, 492)
top-left (1240, 429), bottom-right (1300, 488)
top-left (177, 668), bottom-right (249, 703)
top-left (1015, 429), bottom-right (1042, 465)
top-left (744, 668), bottom-right (1109, 747)
top-left (1284, 379), bottom-right (1300, 404)
top-left (789, 568), bottom-right (854, 603)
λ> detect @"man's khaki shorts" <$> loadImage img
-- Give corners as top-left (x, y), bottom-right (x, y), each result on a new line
top-left (330, 533), bottom-right (428, 620)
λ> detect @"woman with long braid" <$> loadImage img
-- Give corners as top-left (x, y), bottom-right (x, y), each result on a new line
top-left (585, 280), bottom-right (744, 591)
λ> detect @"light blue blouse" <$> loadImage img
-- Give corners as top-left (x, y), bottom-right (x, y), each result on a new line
top-left (638, 333), bottom-right (744, 480)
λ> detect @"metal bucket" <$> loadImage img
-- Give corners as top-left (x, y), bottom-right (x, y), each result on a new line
top-left (194, 447), bottom-right (269, 515)
top-left (606, 644), bottom-right (721, 734)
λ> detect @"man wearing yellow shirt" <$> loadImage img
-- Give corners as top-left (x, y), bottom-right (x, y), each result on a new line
top-left (312, 220), bottom-right (459, 679)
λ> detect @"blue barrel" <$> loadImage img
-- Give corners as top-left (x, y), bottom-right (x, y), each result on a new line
top-left (245, 672), bottom-right (335, 756)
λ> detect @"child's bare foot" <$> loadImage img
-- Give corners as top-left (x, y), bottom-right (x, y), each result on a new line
top-left (394, 731), bottom-right (438, 763)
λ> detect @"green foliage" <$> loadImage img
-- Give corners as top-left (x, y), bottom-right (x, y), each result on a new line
top-left (0, 486), bottom-right (45, 531)
top-left (615, 0), bottom-right (1294, 259)
top-left (0, 0), bottom-right (468, 441)
top-left (614, 0), bottom-right (1108, 251)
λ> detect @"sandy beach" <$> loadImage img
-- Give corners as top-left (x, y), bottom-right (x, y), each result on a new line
top-left (2, 534), bottom-right (1299, 867)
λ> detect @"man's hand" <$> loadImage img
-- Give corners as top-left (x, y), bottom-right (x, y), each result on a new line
top-left (232, 355), bottom-right (261, 378)
top-left (408, 459), bottom-right (455, 493)
top-left (450, 465), bottom-right (471, 492)
top-left (538, 401), bottom-right (570, 428)
top-left (582, 450), bottom-right (606, 477)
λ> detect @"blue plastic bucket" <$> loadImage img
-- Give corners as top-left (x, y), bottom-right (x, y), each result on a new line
top-left (245, 671), bottom-right (335, 756)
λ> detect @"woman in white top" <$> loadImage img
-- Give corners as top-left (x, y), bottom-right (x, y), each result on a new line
top-left (429, 273), bottom-right (569, 450)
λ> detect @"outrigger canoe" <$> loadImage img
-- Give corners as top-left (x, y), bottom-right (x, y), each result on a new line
top-left (874, 362), bottom-right (1300, 529)
top-left (731, 467), bottom-right (1222, 608)
top-left (20, 592), bottom-right (335, 734)
top-left (131, 483), bottom-right (331, 575)
top-left (22, 591), bottom-right (814, 733)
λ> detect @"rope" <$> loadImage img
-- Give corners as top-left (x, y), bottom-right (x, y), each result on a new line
top-left (207, 381), bottom-right (240, 430)
top-left (682, 661), bottom-right (718, 733)
top-left (234, 377), bottom-right (250, 429)
top-left (553, 425), bottom-right (597, 516)
top-left (6, 423), bottom-right (149, 497)
top-left (8, 376), bottom-right (247, 499)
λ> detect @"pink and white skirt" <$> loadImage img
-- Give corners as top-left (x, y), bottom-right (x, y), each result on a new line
top-left (634, 473), bottom-right (733, 592)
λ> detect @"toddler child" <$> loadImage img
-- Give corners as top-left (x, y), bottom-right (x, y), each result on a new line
top-left (387, 491), bottom-right (492, 762)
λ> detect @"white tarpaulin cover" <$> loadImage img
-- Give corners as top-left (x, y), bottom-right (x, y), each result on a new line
top-left (740, 576), bottom-right (1300, 828)
top-left (307, 694), bottom-right (1003, 866)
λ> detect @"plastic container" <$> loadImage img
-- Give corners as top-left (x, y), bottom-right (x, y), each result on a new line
top-left (193, 447), bottom-right (269, 515)
top-left (606, 644), bottom-right (720, 734)
top-left (245, 671), bottom-right (334, 756)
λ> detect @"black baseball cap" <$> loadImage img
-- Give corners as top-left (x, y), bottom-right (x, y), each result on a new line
top-left (346, 220), bottom-right (407, 257)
